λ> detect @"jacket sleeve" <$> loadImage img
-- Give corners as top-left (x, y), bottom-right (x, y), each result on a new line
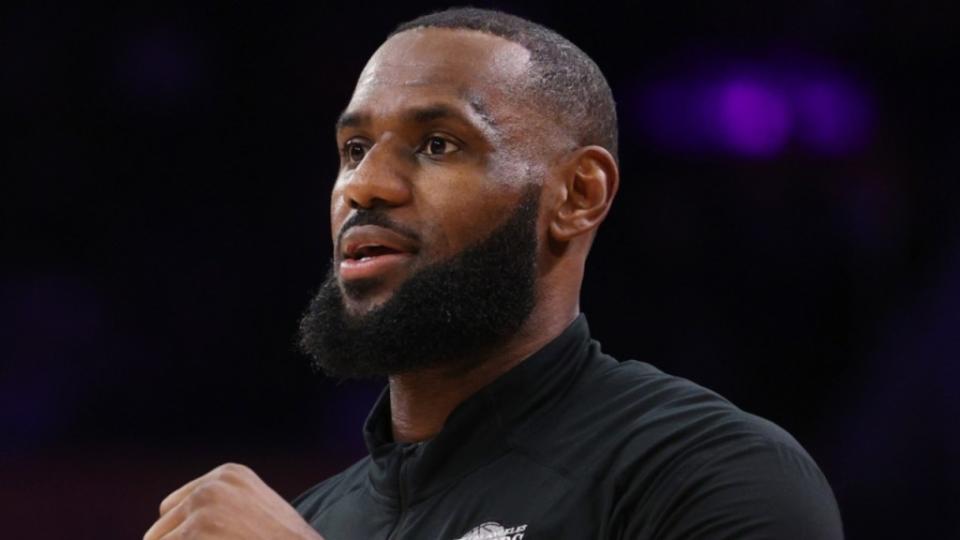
top-left (618, 437), bottom-right (844, 539)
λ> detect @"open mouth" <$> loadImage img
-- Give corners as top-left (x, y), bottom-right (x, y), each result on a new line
top-left (345, 244), bottom-right (405, 261)
top-left (337, 224), bottom-right (419, 283)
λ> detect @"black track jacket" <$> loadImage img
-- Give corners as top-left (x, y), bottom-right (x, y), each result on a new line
top-left (294, 315), bottom-right (843, 539)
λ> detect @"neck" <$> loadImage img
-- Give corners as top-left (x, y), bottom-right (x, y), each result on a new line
top-left (388, 306), bottom-right (577, 443)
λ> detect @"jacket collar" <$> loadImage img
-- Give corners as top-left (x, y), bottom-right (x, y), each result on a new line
top-left (362, 314), bottom-right (593, 504)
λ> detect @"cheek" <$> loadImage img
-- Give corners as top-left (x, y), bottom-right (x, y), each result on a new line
top-left (416, 184), bottom-right (520, 255)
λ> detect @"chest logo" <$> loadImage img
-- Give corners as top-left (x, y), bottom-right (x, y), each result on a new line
top-left (454, 521), bottom-right (528, 540)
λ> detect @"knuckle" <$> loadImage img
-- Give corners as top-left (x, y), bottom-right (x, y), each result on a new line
top-left (189, 480), bottom-right (222, 507)
top-left (198, 513), bottom-right (225, 533)
top-left (213, 463), bottom-right (254, 484)
top-left (222, 462), bottom-right (247, 473)
top-left (185, 508), bottom-right (224, 535)
top-left (216, 462), bottom-right (249, 480)
top-left (159, 493), bottom-right (177, 516)
top-left (179, 512), bottom-right (202, 538)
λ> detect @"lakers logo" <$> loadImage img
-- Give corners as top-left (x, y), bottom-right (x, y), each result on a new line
top-left (454, 521), bottom-right (527, 540)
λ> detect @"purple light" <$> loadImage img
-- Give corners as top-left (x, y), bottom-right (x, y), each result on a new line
top-left (716, 80), bottom-right (792, 157)
top-left (794, 81), bottom-right (872, 154)
top-left (632, 55), bottom-right (873, 158)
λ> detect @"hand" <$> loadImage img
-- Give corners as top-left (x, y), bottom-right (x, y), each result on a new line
top-left (144, 462), bottom-right (325, 540)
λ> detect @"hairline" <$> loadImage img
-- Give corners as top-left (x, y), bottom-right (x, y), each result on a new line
top-left (382, 26), bottom-right (581, 162)
top-left (388, 12), bottom-right (619, 163)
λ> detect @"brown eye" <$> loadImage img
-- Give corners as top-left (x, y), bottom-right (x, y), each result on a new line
top-left (428, 137), bottom-right (446, 155)
top-left (343, 141), bottom-right (367, 164)
top-left (420, 136), bottom-right (460, 156)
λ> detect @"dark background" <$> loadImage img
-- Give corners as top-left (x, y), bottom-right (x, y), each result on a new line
top-left (3, 1), bottom-right (958, 538)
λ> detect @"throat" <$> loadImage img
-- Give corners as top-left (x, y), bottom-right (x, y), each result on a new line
top-left (385, 321), bottom-right (550, 443)
top-left (389, 370), bottom-right (467, 443)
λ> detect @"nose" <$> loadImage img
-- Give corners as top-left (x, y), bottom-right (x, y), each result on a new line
top-left (337, 139), bottom-right (412, 210)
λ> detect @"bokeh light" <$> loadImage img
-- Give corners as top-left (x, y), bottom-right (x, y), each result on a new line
top-left (636, 57), bottom-right (873, 158)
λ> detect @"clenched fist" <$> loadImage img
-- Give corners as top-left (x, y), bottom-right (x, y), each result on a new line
top-left (144, 462), bottom-right (325, 540)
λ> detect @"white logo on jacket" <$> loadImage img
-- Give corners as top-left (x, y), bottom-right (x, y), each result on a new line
top-left (454, 521), bottom-right (527, 540)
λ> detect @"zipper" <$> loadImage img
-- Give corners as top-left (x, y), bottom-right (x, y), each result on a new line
top-left (386, 445), bottom-right (414, 540)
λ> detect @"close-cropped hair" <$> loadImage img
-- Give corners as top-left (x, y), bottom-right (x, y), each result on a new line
top-left (392, 7), bottom-right (619, 162)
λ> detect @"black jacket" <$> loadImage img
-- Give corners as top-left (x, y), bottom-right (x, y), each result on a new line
top-left (294, 315), bottom-right (843, 539)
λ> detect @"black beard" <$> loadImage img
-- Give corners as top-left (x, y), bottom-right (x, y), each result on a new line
top-left (298, 187), bottom-right (540, 379)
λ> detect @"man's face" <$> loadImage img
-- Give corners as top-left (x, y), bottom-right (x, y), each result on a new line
top-left (298, 28), bottom-right (553, 377)
top-left (329, 28), bottom-right (539, 314)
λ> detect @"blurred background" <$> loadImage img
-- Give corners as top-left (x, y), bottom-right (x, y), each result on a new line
top-left (2, 1), bottom-right (957, 537)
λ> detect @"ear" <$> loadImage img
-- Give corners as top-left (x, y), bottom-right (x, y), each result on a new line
top-left (548, 146), bottom-right (619, 243)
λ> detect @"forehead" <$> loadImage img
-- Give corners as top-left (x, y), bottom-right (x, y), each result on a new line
top-left (345, 28), bottom-right (532, 129)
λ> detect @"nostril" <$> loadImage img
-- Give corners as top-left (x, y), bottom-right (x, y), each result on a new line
top-left (351, 197), bottom-right (398, 211)
top-left (348, 195), bottom-right (378, 210)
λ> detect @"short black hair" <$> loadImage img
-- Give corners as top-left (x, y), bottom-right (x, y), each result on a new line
top-left (391, 7), bottom-right (619, 162)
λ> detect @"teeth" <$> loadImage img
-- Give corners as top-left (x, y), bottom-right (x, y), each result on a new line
top-left (352, 245), bottom-right (381, 259)
top-left (345, 243), bottom-right (408, 261)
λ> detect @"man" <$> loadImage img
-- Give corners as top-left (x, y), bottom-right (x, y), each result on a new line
top-left (145, 7), bottom-right (843, 540)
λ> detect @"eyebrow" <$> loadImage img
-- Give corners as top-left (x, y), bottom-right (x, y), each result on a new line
top-left (335, 100), bottom-right (499, 136)
top-left (335, 110), bottom-right (368, 132)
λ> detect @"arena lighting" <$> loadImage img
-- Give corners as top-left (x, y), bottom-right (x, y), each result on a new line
top-left (793, 79), bottom-right (873, 155)
top-left (636, 58), bottom-right (873, 158)
top-left (716, 79), bottom-right (793, 157)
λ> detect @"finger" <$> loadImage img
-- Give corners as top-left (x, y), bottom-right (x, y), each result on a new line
top-left (155, 513), bottom-right (204, 540)
top-left (158, 474), bottom-right (208, 516)
top-left (158, 463), bottom-right (250, 516)
top-left (143, 497), bottom-right (187, 540)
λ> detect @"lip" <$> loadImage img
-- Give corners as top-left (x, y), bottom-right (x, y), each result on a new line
top-left (337, 224), bottom-right (419, 282)
top-left (339, 252), bottom-right (415, 281)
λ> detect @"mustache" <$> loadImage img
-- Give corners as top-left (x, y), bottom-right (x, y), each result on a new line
top-left (336, 209), bottom-right (422, 247)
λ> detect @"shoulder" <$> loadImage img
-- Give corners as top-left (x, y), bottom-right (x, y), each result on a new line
top-left (572, 351), bottom-right (828, 479)
top-left (552, 350), bottom-right (802, 452)
top-left (567, 352), bottom-right (843, 538)
top-left (572, 351), bottom-right (807, 450)
top-left (291, 456), bottom-right (372, 520)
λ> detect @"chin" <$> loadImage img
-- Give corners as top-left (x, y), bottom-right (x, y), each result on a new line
top-left (339, 281), bottom-right (394, 315)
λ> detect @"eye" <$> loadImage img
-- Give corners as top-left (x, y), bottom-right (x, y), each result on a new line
top-left (418, 135), bottom-right (461, 157)
top-left (341, 140), bottom-right (368, 165)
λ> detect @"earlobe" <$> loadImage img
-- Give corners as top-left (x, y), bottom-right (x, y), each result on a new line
top-left (548, 146), bottom-right (619, 243)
